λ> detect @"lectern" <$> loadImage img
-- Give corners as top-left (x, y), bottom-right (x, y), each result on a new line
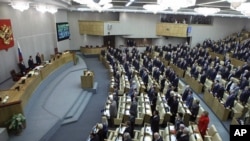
top-left (81, 70), bottom-right (94, 88)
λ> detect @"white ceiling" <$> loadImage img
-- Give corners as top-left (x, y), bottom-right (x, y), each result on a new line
top-left (1, 0), bottom-right (250, 18)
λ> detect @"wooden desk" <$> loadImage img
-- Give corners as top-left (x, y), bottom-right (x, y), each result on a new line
top-left (80, 46), bottom-right (106, 55)
top-left (81, 71), bottom-right (94, 88)
top-left (0, 52), bottom-right (74, 127)
top-left (169, 63), bottom-right (185, 78)
top-left (203, 89), bottom-right (215, 108)
top-left (183, 74), bottom-right (203, 94)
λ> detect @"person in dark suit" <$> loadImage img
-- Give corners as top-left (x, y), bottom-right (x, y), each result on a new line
top-left (153, 132), bottom-right (163, 141)
top-left (176, 127), bottom-right (190, 141)
top-left (216, 85), bottom-right (225, 101)
top-left (224, 92), bottom-right (237, 109)
top-left (182, 85), bottom-right (191, 101)
top-left (239, 86), bottom-right (250, 105)
top-left (190, 99), bottom-right (200, 122)
top-left (169, 94), bottom-right (179, 123)
top-left (199, 70), bottom-right (207, 85)
top-left (19, 60), bottom-right (27, 76)
top-left (109, 97), bottom-right (117, 127)
top-left (150, 110), bottom-right (160, 133)
top-left (129, 97), bottom-right (137, 138)
top-left (28, 55), bottom-right (35, 69)
top-left (123, 121), bottom-right (133, 138)
top-left (35, 52), bottom-right (42, 65)
top-left (175, 112), bottom-right (184, 131)
top-left (239, 76), bottom-right (249, 90)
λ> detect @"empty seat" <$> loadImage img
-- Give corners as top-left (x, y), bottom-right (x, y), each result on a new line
top-left (206, 124), bottom-right (218, 137)
top-left (10, 69), bottom-right (21, 81)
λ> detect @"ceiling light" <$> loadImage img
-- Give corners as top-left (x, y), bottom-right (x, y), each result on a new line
top-left (98, 0), bottom-right (112, 5)
top-left (194, 7), bottom-right (220, 17)
top-left (47, 6), bottom-right (58, 14)
top-left (236, 2), bottom-right (250, 11)
top-left (11, 1), bottom-right (29, 12)
top-left (36, 4), bottom-right (47, 13)
top-left (73, 0), bottom-right (92, 5)
top-left (143, 4), bottom-right (167, 14)
top-left (159, 0), bottom-right (196, 12)
top-left (227, 0), bottom-right (246, 10)
top-left (102, 3), bottom-right (113, 10)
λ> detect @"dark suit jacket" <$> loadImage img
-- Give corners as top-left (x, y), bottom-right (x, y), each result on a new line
top-left (224, 94), bottom-right (237, 108)
top-left (177, 134), bottom-right (189, 141)
top-left (200, 74), bottom-right (207, 84)
top-left (150, 115), bottom-right (160, 133)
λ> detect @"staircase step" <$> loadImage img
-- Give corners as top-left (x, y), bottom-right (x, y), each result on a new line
top-left (62, 92), bottom-right (92, 125)
top-left (63, 91), bottom-right (88, 120)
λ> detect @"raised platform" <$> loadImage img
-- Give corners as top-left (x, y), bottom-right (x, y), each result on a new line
top-left (9, 55), bottom-right (93, 141)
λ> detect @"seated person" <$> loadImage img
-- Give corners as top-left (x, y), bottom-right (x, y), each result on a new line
top-left (28, 56), bottom-right (35, 69)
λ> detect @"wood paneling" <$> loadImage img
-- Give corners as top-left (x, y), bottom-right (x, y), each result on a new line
top-left (0, 52), bottom-right (73, 127)
top-left (156, 23), bottom-right (188, 37)
top-left (79, 21), bottom-right (104, 35)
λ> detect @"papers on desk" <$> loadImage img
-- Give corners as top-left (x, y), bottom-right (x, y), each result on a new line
top-left (125, 110), bottom-right (130, 115)
top-left (143, 135), bottom-right (152, 141)
top-left (21, 76), bottom-right (27, 80)
top-left (103, 109), bottom-right (110, 117)
top-left (145, 127), bottom-right (152, 135)
top-left (170, 134), bottom-right (176, 141)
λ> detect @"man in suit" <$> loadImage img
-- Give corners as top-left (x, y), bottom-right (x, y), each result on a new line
top-left (123, 121), bottom-right (133, 138)
top-left (239, 76), bottom-right (249, 90)
top-left (19, 60), bottom-right (27, 76)
top-left (199, 70), bottom-right (207, 85)
top-left (28, 55), bottom-right (35, 69)
top-left (153, 132), bottom-right (163, 141)
top-left (182, 85), bottom-right (191, 101)
top-left (36, 52), bottom-right (42, 65)
top-left (185, 91), bottom-right (194, 109)
top-left (224, 92), bottom-right (237, 109)
top-left (109, 97), bottom-right (117, 127)
top-left (239, 86), bottom-right (250, 105)
top-left (150, 110), bottom-right (160, 133)
top-left (176, 127), bottom-right (190, 141)
top-left (129, 97), bottom-right (137, 138)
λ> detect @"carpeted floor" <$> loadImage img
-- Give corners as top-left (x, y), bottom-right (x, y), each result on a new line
top-left (49, 55), bottom-right (110, 141)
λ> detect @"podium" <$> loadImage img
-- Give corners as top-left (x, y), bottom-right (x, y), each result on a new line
top-left (81, 70), bottom-right (94, 88)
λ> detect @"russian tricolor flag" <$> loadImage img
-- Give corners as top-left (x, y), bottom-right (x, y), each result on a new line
top-left (17, 41), bottom-right (23, 62)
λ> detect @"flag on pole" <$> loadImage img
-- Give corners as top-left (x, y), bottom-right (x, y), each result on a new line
top-left (17, 41), bottom-right (23, 62)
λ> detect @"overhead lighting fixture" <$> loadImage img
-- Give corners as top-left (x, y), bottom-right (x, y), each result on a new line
top-left (143, 4), bottom-right (167, 14)
top-left (159, 0), bottom-right (196, 12)
top-left (47, 6), bottom-right (58, 14)
top-left (236, 2), bottom-right (250, 17)
top-left (227, 0), bottom-right (246, 10)
top-left (194, 7), bottom-right (220, 17)
top-left (11, 1), bottom-right (30, 12)
top-left (36, 4), bottom-right (47, 13)
top-left (125, 0), bottom-right (134, 7)
top-left (35, 4), bottom-right (58, 14)
top-left (73, 0), bottom-right (92, 5)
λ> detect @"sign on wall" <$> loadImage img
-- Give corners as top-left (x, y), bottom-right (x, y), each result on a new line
top-left (0, 19), bottom-right (14, 51)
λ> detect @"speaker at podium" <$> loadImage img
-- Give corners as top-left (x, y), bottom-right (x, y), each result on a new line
top-left (81, 70), bottom-right (94, 88)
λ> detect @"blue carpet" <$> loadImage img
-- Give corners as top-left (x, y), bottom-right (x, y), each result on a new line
top-left (48, 55), bottom-right (110, 141)
top-left (9, 55), bottom-right (89, 141)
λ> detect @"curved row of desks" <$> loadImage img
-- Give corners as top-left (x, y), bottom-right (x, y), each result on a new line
top-left (80, 46), bottom-right (106, 55)
top-left (0, 52), bottom-right (75, 127)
